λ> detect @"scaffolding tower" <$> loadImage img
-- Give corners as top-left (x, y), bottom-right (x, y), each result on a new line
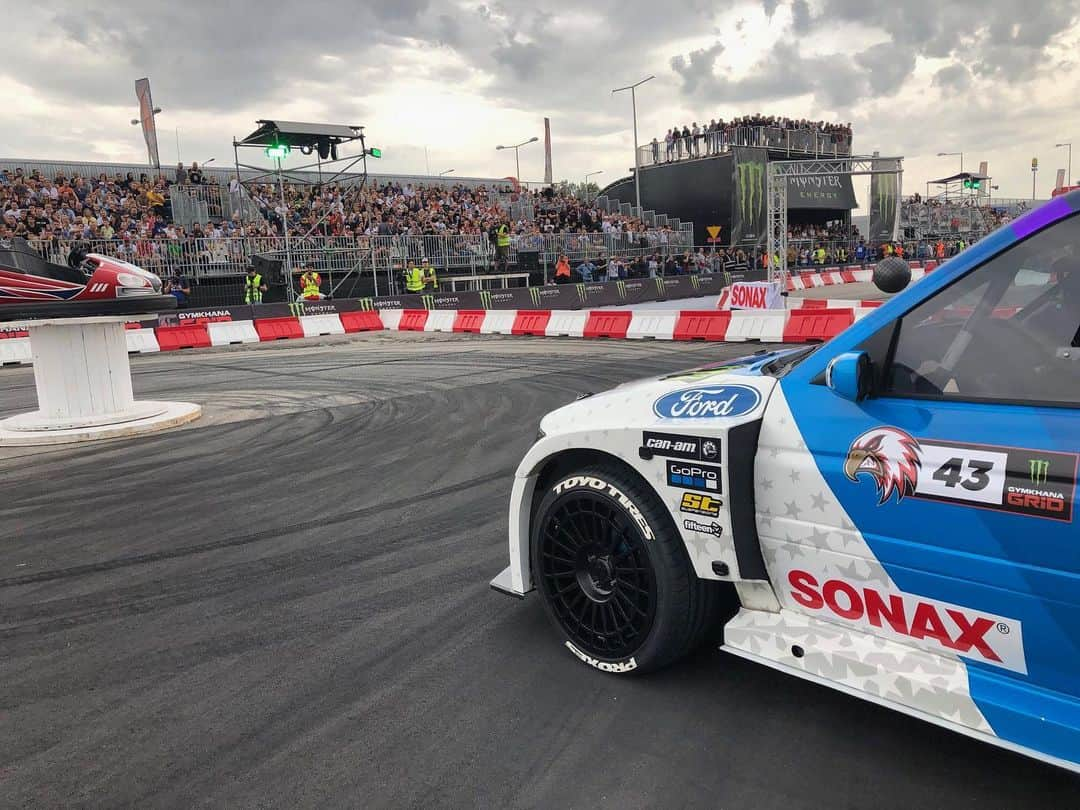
top-left (767, 155), bottom-right (903, 284)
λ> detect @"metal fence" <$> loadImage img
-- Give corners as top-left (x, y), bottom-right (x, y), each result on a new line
top-left (636, 126), bottom-right (853, 168)
top-left (25, 229), bottom-right (694, 281)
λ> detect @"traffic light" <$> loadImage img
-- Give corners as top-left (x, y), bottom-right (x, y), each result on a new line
top-left (367, 147), bottom-right (382, 158)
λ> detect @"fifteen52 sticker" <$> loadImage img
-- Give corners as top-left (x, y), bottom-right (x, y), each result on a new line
top-left (846, 427), bottom-right (1078, 522)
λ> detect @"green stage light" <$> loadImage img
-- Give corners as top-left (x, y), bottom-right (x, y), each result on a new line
top-left (265, 144), bottom-right (290, 159)
top-left (368, 147), bottom-right (382, 158)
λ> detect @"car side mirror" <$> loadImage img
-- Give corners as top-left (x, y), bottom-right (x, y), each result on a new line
top-left (826, 351), bottom-right (872, 402)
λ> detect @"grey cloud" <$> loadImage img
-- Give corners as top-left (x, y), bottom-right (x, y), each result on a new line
top-left (669, 42), bottom-right (725, 96)
top-left (854, 45), bottom-right (917, 96)
top-left (790, 0), bottom-right (812, 34)
top-left (932, 64), bottom-right (972, 93)
top-left (492, 39), bottom-right (545, 80)
top-left (670, 0), bottom-right (1077, 109)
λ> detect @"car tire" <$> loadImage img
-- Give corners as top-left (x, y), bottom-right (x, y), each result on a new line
top-left (531, 463), bottom-right (722, 674)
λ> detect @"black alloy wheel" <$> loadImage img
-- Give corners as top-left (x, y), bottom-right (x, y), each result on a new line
top-left (537, 492), bottom-right (657, 659)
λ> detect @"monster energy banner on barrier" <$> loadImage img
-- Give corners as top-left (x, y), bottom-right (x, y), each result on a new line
top-left (272, 275), bottom-right (733, 316)
top-left (869, 160), bottom-right (900, 241)
top-left (732, 147), bottom-right (767, 248)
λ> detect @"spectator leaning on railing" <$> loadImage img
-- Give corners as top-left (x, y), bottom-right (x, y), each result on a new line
top-left (655, 115), bottom-right (852, 162)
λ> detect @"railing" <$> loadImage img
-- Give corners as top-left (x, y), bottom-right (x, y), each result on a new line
top-left (636, 126), bottom-right (853, 168)
top-left (25, 230), bottom-right (694, 281)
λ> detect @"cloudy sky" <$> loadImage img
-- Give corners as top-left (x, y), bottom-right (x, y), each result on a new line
top-left (5, 0), bottom-right (1080, 203)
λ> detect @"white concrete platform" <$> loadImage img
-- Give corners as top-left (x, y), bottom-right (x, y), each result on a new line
top-left (0, 401), bottom-right (202, 445)
top-left (0, 314), bottom-right (202, 445)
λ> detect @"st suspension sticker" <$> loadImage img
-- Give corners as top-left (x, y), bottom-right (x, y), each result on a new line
top-left (845, 427), bottom-right (1078, 522)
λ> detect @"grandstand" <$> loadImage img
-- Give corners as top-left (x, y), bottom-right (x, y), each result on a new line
top-left (602, 120), bottom-right (861, 251)
top-left (0, 158), bottom-right (692, 307)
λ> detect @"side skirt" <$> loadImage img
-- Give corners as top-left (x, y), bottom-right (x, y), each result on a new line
top-left (720, 608), bottom-right (1080, 776)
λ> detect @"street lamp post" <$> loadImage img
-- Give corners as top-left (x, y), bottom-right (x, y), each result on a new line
top-left (1055, 142), bottom-right (1072, 186)
top-left (584, 170), bottom-right (603, 202)
top-left (495, 137), bottom-right (539, 182)
top-left (613, 75), bottom-right (655, 213)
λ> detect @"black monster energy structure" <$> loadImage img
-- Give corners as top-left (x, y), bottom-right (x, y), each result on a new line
top-left (731, 147), bottom-right (767, 248)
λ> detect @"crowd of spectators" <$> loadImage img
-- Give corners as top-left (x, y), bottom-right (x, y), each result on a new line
top-left (241, 180), bottom-right (662, 243)
top-left (650, 115), bottom-right (853, 163)
top-left (0, 166), bottom-right (173, 242)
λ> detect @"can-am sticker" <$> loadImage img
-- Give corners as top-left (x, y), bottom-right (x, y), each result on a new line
top-left (653, 385), bottom-right (761, 420)
top-left (845, 427), bottom-right (1077, 522)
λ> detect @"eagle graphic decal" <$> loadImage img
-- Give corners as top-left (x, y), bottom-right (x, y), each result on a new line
top-left (844, 427), bottom-right (923, 505)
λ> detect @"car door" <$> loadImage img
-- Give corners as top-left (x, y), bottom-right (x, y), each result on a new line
top-left (763, 209), bottom-right (1080, 765)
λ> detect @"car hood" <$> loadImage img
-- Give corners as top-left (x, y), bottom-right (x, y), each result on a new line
top-left (539, 347), bottom-right (799, 436)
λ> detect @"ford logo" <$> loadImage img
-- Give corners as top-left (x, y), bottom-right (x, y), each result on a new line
top-left (653, 385), bottom-right (762, 419)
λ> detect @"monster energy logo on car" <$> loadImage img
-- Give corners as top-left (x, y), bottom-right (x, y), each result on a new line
top-left (479, 290), bottom-right (492, 309)
top-left (1029, 458), bottom-right (1050, 486)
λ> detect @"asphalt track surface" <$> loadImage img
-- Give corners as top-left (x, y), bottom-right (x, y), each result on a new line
top-left (2, 334), bottom-right (1077, 809)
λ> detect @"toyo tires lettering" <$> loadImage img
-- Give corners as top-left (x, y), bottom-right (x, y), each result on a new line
top-left (552, 476), bottom-right (654, 540)
top-left (787, 570), bottom-right (1027, 673)
top-left (565, 641), bottom-right (638, 673)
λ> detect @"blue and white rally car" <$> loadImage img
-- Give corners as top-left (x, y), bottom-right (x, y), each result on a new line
top-left (492, 192), bottom-right (1080, 773)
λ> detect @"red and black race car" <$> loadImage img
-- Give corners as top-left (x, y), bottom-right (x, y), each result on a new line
top-left (0, 237), bottom-right (176, 320)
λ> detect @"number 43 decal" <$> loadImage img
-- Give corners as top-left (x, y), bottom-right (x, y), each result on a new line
top-left (916, 445), bottom-right (1009, 506)
top-left (933, 457), bottom-right (994, 491)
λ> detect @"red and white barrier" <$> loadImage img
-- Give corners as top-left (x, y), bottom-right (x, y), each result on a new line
top-left (6, 294), bottom-right (890, 370)
top-left (423, 310), bottom-right (457, 333)
top-left (300, 314), bottom-right (346, 337)
top-left (208, 320), bottom-right (260, 346)
top-left (785, 261), bottom-right (937, 291)
top-left (379, 309), bottom-right (405, 330)
top-left (125, 327), bottom-right (161, 353)
top-left (626, 311), bottom-right (677, 340)
top-left (725, 309), bottom-right (789, 342)
top-left (481, 310), bottom-right (517, 335)
top-left (546, 310), bottom-right (588, 337)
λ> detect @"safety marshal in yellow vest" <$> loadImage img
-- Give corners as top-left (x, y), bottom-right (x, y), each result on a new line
top-left (300, 268), bottom-right (322, 300)
top-left (421, 259), bottom-right (437, 291)
top-left (245, 266), bottom-right (266, 304)
top-left (405, 262), bottom-right (425, 293)
top-left (496, 223), bottom-right (511, 248)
